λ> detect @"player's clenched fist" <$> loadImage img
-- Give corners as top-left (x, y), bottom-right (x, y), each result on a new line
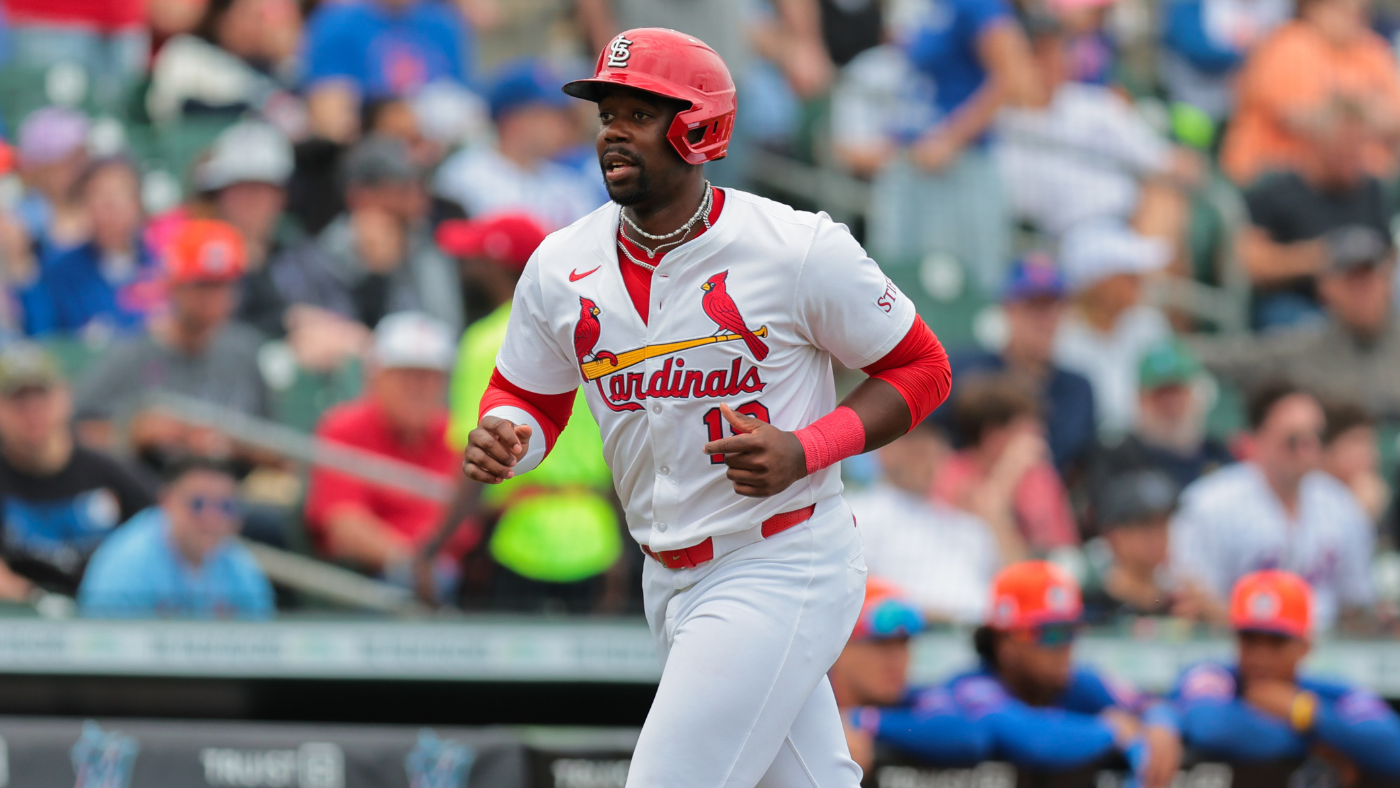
top-left (462, 416), bottom-right (533, 484)
top-left (703, 403), bottom-right (807, 497)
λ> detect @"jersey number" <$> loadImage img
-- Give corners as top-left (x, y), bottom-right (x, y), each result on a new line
top-left (703, 401), bottom-right (771, 464)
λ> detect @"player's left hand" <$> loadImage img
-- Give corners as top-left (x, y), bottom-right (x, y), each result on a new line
top-left (1140, 724), bottom-right (1183, 788)
top-left (702, 403), bottom-right (807, 497)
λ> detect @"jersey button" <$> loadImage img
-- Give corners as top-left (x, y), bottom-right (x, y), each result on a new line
top-left (652, 404), bottom-right (662, 415)
top-left (656, 522), bottom-right (668, 533)
top-left (660, 465), bottom-right (670, 475)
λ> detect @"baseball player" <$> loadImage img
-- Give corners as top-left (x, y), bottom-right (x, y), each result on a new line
top-left (460, 28), bottom-right (952, 788)
top-left (1171, 570), bottom-right (1400, 780)
top-left (847, 562), bottom-right (1182, 787)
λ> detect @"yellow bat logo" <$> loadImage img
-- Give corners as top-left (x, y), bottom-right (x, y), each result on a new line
top-left (580, 326), bottom-right (769, 381)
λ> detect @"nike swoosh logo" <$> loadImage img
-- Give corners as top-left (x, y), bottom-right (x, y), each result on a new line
top-left (570, 266), bottom-right (601, 282)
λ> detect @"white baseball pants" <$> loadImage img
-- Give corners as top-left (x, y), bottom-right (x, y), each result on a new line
top-left (628, 496), bottom-right (867, 788)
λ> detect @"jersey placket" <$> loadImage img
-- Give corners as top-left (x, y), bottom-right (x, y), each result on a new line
top-left (645, 256), bottom-right (681, 545)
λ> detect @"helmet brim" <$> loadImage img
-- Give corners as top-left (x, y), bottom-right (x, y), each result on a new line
top-left (561, 78), bottom-right (693, 109)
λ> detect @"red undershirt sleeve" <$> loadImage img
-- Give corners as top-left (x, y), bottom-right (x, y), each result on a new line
top-left (478, 367), bottom-right (575, 455)
top-left (860, 316), bottom-right (952, 430)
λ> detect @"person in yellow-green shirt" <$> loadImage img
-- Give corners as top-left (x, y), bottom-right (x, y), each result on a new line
top-left (436, 213), bottom-right (628, 612)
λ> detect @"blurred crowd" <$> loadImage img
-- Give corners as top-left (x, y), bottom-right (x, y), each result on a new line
top-left (0, 0), bottom-right (1394, 632)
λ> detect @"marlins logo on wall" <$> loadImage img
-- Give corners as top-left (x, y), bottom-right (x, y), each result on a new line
top-left (71, 721), bottom-right (138, 788)
top-left (405, 730), bottom-right (475, 788)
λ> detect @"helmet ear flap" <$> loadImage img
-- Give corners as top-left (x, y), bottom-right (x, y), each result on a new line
top-left (668, 109), bottom-right (736, 164)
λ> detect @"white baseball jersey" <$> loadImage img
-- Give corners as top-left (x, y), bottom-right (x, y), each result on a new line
top-left (490, 188), bottom-right (915, 550)
top-left (1169, 462), bottom-right (1375, 630)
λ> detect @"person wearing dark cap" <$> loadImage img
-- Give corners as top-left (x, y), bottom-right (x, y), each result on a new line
top-left (269, 135), bottom-right (463, 333)
top-left (1234, 93), bottom-right (1394, 330)
top-left (0, 344), bottom-right (151, 603)
top-left (1080, 468), bottom-right (1220, 624)
top-left (931, 254), bottom-right (1096, 477)
top-left (437, 213), bottom-right (618, 611)
top-left (1170, 570), bottom-right (1400, 781)
top-left (1193, 225), bottom-right (1400, 419)
top-left (434, 58), bottom-right (605, 231)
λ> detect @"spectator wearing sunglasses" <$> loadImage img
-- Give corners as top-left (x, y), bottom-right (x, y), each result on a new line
top-left (78, 457), bottom-right (273, 619)
top-left (867, 562), bottom-right (1182, 787)
top-left (840, 579), bottom-right (987, 773)
top-left (1171, 571), bottom-right (1400, 780)
top-left (1169, 381), bottom-right (1374, 631)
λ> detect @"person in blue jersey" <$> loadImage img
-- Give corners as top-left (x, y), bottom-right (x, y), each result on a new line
top-left (835, 578), bottom-right (987, 774)
top-left (78, 456), bottom-right (273, 619)
top-left (1172, 569), bottom-right (1400, 782)
top-left (851, 561), bottom-right (1182, 787)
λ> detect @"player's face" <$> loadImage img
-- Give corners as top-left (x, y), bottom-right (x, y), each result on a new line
top-left (1001, 625), bottom-right (1076, 697)
top-left (595, 86), bottom-right (691, 206)
top-left (1237, 631), bottom-right (1310, 684)
top-left (834, 638), bottom-right (911, 706)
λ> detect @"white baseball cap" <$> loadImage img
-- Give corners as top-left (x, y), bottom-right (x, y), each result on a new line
top-left (1059, 222), bottom-right (1171, 292)
top-left (195, 121), bottom-right (294, 193)
top-left (371, 312), bottom-right (456, 373)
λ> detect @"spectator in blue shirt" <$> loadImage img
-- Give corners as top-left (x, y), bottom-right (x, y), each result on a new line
top-left (851, 562), bottom-right (1183, 788)
top-left (857, 0), bottom-right (1041, 293)
top-left (20, 157), bottom-right (162, 338)
top-left (79, 456), bottom-right (274, 619)
top-left (931, 255), bottom-right (1096, 477)
top-left (1172, 570), bottom-right (1400, 781)
top-left (302, 0), bottom-right (474, 143)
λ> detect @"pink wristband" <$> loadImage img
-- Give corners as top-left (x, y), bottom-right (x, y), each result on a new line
top-left (794, 406), bottom-right (867, 475)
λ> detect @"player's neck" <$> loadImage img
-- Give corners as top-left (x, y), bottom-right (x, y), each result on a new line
top-left (622, 177), bottom-right (709, 238)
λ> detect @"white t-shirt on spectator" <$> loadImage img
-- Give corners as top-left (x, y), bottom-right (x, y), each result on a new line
top-left (1170, 462), bottom-right (1375, 630)
top-left (848, 485), bottom-right (1000, 623)
top-left (995, 82), bottom-right (1172, 236)
top-left (1053, 304), bottom-right (1171, 438)
top-left (434, 146), bottom-right (606, 231)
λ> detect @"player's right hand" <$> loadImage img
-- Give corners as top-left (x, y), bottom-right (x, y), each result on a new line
top-left (462, 416), bottom-right (532, 484)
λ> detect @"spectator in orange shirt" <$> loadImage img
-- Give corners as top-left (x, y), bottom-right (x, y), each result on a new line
top-left (303, 311), bottom-right (473, 581)
top-left (932, 374), bottom-right (1080, 553)
top-left (1221, 0), bottom-right (1400, 186)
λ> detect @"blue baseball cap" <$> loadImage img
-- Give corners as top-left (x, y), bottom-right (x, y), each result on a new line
top-left (1001, 253), bottom-right (1067, 303)
top-left (488, 58), bottom-right (573, 121)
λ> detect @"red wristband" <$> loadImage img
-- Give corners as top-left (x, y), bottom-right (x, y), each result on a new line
top-left (794, 406), bottom-right (867, 475)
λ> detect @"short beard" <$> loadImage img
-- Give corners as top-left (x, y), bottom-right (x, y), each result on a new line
top-left (603, 165), bottom-right (651, 207)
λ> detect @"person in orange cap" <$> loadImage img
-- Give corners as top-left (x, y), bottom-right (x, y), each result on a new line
top-left (73, 220), bottom-right (272, 475)
top-left (839, 578), bottom-right (994, 774)
top-left (873, 561), bottom-right (1182, 786)
top-left (1171, 570), bottom-right (1400, 780)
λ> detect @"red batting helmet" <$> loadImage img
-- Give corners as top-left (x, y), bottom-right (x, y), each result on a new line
top-left (563, 28), bottom-right (736, 164)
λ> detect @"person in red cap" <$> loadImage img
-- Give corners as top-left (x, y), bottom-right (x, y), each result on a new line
top-left (458, 27), bottom-right (952, 788)
top-left (73, 220), bottom-right (272, 473)
top-left (1170, 570), bottom-right (1400, 780)
top-left (434, 213), bottom-right (618, 612)
top-left (833, 578), bottom-right (986, 774)
top-left (877, 561), bottom-right (1182, 786)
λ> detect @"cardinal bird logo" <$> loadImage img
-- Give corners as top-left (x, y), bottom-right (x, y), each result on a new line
top-left (575, 297), bottom-right (618, 367)
top-left (700, 271), bottom-right (769, 361)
